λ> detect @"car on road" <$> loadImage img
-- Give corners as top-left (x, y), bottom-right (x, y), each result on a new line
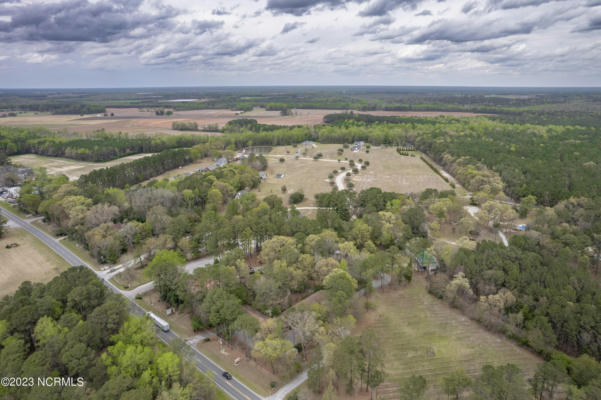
top-left (222, 371), bottom-right (232, 380)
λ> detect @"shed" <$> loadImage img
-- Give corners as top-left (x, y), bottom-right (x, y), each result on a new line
top-left (415, 251), bottom-right (439, 272)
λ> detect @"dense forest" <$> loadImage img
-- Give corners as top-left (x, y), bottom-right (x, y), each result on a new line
top-left (0, 267), bottom-right (217, 399)
top-left (0, 127), bottom-right (207, 162)
top-left (322, 113), bottom-right (601, 205)
top-left (78, 148), bottom-right (199, 190)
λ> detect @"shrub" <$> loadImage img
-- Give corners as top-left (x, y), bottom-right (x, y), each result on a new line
top-left (192, 316), bottom-right (205, 331)
top-left (289, 191), bottom-right (305, 204)
top-left (279, 157), bottom-right (285, 163)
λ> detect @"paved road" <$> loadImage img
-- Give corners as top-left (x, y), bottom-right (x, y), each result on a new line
top-left (0, 207), bottom-right (264, 400)
top-left (184, 255), bottom-right (216, 274)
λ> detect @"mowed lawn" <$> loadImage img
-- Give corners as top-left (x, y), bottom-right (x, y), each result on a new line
top-left (359, 277), bottom-right (541, 399)
top-left (10, 153), bottom-right (154, 180)
top-left (349, 147), bottom-right (452, 194)
top-left (0, 227), bottom-right (70, 297)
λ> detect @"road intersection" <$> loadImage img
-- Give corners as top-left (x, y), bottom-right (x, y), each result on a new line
top-left (0, 207), bottom-right (306, 400)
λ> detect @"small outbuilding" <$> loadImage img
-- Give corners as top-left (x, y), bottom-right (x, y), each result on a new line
top-left (415, 251), bottom-right (439, 272)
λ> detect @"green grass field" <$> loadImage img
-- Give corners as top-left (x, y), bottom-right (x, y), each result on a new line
top-left (253, 144), bottom-right (452, 207)
top-left (0, 227), bottom-right (70, 297)
top-left (359, 277), bottom-right (541, 399)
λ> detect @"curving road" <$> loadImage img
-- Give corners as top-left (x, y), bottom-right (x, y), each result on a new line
top-left (0, 207), bottom-right (266, 400)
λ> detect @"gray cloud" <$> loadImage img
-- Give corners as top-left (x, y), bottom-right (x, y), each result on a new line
top-left (212, 7), bottom-right (230, 15)
top-left (211, 40), bottom-right (259, 57)
top-left (281, 22), bottom-right (304, 33)
top-left (488, 0), bottom-right (554, 10)
top-left (415, 9), bottom-right (432, 15)
top-left (266, 0), bottom-right (361, 15)
top-left (355, 15), bottom-right (394, 35)
top-left (462, 1), bottom-right (478, 13)
top-left (254, 45), bottom-right (279, 57)
top-left (187, 20), bottom-right (225, 35)
top-left (575, 14), bottom-right (601, 31)
top-left (306, 37), bottom-right (320, 43)
top-left (359, 0), bottom-right (422, 16)
top-left (408, 9), bottom-right (576, 43)
top-left (0, 0), bottom-right (178, 42)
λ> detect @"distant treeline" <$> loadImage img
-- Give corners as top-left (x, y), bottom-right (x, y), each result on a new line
top-left (0, 127), bottom-right (207, 162)
top-left (323, 112), bottom-right (442, 125)
top-left (223, 118), bottom-right (297, 133)
top-left (0, 101), bottom-right (105, 115)
top-left (172, 121), bottom-right (198, 131)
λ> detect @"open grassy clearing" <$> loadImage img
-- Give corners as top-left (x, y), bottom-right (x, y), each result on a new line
top-left (10, 153), bottom-right (154, 180)
top-left (255, 158), bottom-right (335, 206)
top-left (254, 144), bottom-right (452, 206)
top-left (348, 147), bottom-right (452, 194)
top-left (356, 277), bottom-right (541, 399)
top-left (0, 227), bottom-right (70, 297)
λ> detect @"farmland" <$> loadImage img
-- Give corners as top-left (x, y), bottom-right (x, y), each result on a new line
top-left (0, 107), bottom-right (484, 135)
top-left (0, 227), bottom-right (70, 297)
top-left (10, 153), bottom-right (153, 180)
top-left (357, 277), bottom-right (541, 399)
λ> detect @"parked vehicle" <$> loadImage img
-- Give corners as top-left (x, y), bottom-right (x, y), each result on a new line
top-left (146, 312), bottom-right (170, 332)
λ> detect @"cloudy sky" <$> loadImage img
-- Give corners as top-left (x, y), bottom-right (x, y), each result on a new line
top-left (0, 0), bottom-right (600, 87)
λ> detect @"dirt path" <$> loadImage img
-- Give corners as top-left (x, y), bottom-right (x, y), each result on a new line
top-left (335, 163), bottom-right (362, 190)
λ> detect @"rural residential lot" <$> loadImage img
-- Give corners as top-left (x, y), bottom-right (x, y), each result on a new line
top-left (2, 86), bottom-right (601, 400)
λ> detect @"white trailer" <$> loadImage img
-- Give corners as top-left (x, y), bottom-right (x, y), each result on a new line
top-left (147, 312), bottom-right (170, 332)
